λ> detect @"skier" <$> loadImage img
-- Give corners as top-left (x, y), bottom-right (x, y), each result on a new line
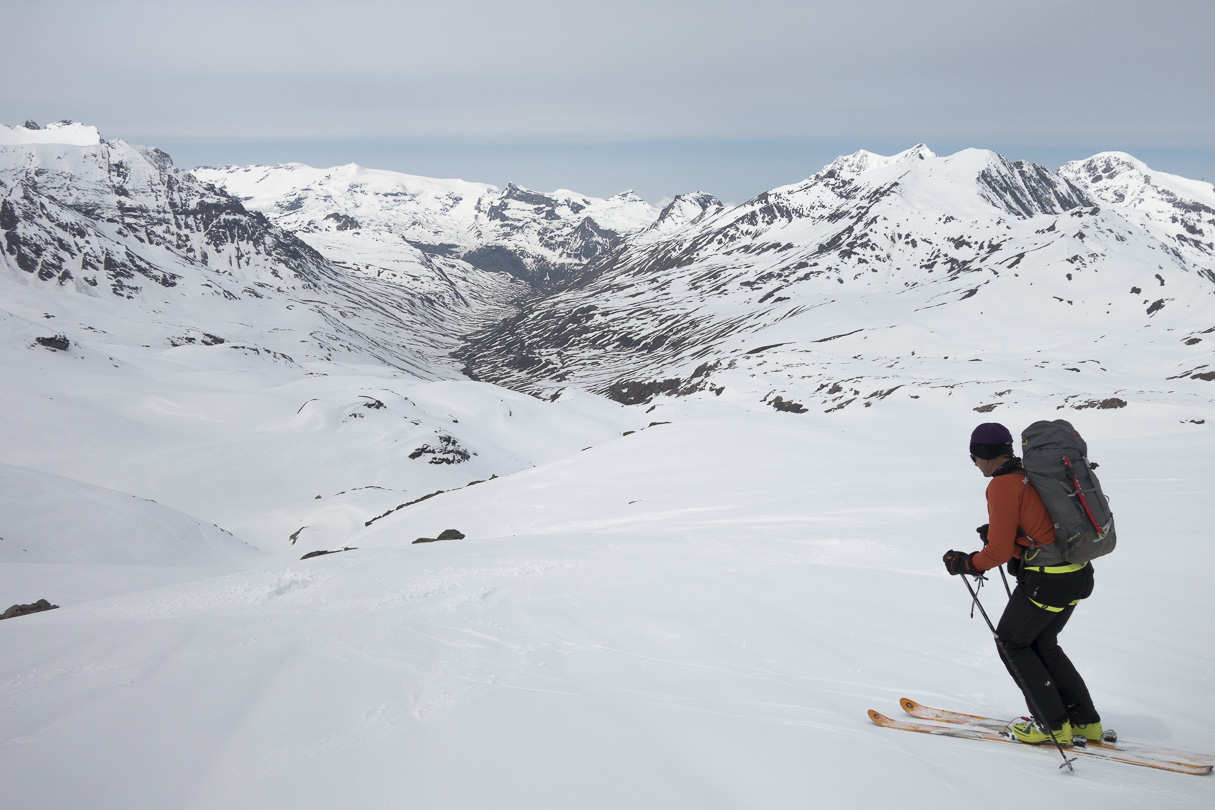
top-left (942, 422), bottom-right (1104, 745)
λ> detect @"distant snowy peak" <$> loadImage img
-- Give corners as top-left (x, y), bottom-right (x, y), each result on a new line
top-left (728, 146), bottom-right (1092, 228)
top-left (822, 143), bottom-right (936, 178)
top-left (0, 120), bottom-right (102, 147)
top-left (1062, 152), bottom-right (1215, 212)
top-left (1061, 152), bottom-right (1215, 259)
top-left (653, 192), bottom-right (725, 227)
top-left (196, 163), bottom-right (660, 287)
top-left (631, 147), bottom-right (1100, 263)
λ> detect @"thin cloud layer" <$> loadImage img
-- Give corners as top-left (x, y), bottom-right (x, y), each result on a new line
top-left (3, 0), bottom-right (1211, 200)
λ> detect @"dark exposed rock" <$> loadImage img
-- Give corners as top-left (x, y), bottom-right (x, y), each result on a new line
top-left (35, 334), bottom-right (71, 351)
top-left (409, 434), bottom-right (473, 464)
top-left (769, 395), bottom-right (807, 413)
top-left (2, 599), bottom-right (59, 620)
top-left (1073, 398), bottom-right (1128, 410)
top-left (323, 213), bottom-right (360, 231)
top-left (301, 546), bottom-right (357, 560)
top-left (365, 490), bottom-right (447, 526)
top-left (413, 528), bottom-right (466, 544)
top-left (605, 378), bottom-right (685, 405)
top-left (977, 159), bottom-right (1093, 218)
top-left (461, 244), bottom-right (541, 282)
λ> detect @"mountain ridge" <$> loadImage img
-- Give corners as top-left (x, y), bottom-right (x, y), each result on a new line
top-left (0, 122), bottom-right (521, 380)
top-left (191, 162), bottom-right (658, 288)
top-left (5, 121), bottom-right (1214, 422)
top-left (450, 144), bottom-right (1214, 417)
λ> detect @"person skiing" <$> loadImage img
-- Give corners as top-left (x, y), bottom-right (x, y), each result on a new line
top-left (942, 422), bottom-right (1104, 745)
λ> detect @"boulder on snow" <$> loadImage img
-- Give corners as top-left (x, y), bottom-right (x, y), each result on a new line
top-left (409, 434), bottom-right (473, 464)
top-left (769, 395), bottom-right (807, 414)
top-left (300, 546), bottom-right (358, 560)
top-left (413, 529), bottom-right (466, 545)
top-left (1, 599), bottom-right (59, 620)
top-left (34, 334), bottom-right (70, 351)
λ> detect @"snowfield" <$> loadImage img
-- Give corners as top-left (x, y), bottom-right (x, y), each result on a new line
top-left (1, 370), bottom-right (1212, 808)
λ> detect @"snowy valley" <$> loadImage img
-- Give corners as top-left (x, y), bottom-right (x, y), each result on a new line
top-left (1, 120), bottom-right (1213, 809)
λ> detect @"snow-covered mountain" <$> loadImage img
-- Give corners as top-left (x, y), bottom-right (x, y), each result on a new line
top-left (193, 162), bottom-right (658, 287)
top-left (1060, 151), bottom-right (1215, 264)
top-left (9, 123), bottom-right (1211, 424)
top-left (0, 121), bottom-right (521, 380)
top-left (456, 146), bottom-right (1215, 421)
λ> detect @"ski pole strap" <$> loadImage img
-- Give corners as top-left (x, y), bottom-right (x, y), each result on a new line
top-left (1022, 562), bottom-right (1087, 574)
top-left (968, 573), bottom-right (986, 618)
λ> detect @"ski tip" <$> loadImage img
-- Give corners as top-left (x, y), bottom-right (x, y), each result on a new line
top-left (868, 709), bottom-right (890, 723)
top-left (899, 697), bottom-right (919, 713)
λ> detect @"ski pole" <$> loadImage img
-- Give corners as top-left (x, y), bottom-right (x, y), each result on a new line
top-left (998, 565), bottom-right (1012, 599)
top-left (960, 574), bottom-right (1077, 773)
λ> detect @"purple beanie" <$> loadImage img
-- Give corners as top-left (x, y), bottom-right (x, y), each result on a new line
top-left (971, 423), bottom-right (1013, 445)
top-left (970, 423), bottom-right (1014, 460)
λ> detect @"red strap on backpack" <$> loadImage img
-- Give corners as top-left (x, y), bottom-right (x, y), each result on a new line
top-left (1063, 455), bottom-right (1107, 537)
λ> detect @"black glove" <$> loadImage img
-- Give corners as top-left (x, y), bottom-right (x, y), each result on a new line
top-left (976, 524), bottom-right (990, 546)
top-left (943, 549), bottom-right (978, 576)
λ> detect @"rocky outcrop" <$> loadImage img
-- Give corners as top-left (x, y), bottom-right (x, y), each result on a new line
top-left (1, 599), bottom-right (59, 620)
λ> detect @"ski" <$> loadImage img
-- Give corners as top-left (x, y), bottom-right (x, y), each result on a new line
top-left (900, 698), bottom-right (1215, 771)
top-left (868, 709), bottom-right (1212, 775)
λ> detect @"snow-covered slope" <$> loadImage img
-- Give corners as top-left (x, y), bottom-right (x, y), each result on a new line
top-left (0, 319), bottom-right (646, 556)
top-left (458, 146), bottom-right (1215, 423)
top-left (0, 461), bottom-right (256, 567)
top-left (193, 162), bottom-right (659, 287)
top-left (2, 402), bottom-right (1212, 809)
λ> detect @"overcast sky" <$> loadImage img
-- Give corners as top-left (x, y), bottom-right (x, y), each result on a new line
top-left (3, 0), bottom-right (1212, 203)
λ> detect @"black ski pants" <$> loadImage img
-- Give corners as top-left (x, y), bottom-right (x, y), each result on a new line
top-left (995, 565), bottom-right (1100, 728)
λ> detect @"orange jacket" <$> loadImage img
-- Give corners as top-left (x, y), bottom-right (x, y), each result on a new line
top-left (971, 466), bottom-right (1057, 572)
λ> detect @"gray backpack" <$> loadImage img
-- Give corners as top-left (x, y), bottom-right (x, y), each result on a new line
top-left (1019, 420), bottom-right (1116, 566)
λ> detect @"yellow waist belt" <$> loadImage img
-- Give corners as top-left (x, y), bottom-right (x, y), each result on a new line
top-left (1022, 562), bottom-right (1088, 574)
top-left (1022, 561), bottom-right (1089, 612)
